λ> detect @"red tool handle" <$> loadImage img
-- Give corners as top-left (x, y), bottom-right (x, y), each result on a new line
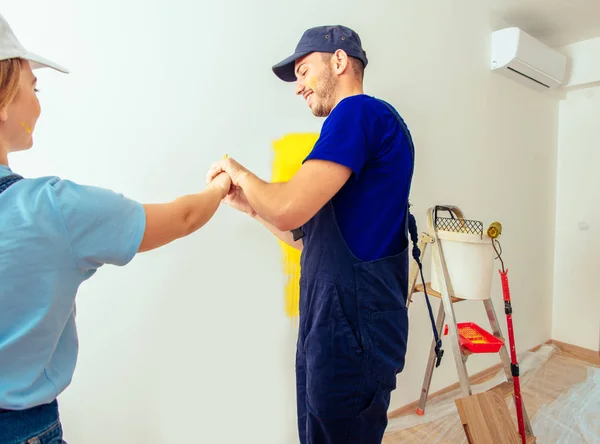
top-left (500, 269), bottom-right (526, 444)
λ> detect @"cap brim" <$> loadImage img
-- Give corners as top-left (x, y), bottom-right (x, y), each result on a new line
top-left (23, 51), bottom-right (69, 74)
top-left (272, 51), bottom-right (311, 82)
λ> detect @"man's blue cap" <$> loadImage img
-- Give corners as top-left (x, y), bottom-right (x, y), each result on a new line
top-left (272, 25), bottom-right (368, 82)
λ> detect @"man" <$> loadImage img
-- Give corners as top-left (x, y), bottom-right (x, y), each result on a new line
top-left (207, 25), bottom-right (415, 443)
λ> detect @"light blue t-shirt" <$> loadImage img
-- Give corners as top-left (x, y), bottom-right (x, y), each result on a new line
top-left (0, 164), bottom-right (146, 410)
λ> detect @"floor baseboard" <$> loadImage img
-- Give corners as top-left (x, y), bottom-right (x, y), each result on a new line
top-left (546, 339), bottom-right (600, 366)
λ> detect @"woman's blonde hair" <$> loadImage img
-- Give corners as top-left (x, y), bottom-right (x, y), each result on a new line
top-left (0, 58), bottom-right (22, 111)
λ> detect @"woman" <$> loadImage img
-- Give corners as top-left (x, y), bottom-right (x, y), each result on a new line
top-left (0, 14), bottom-right (231, 444)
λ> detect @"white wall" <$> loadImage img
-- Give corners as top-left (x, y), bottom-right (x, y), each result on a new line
top-left (560, 37), bottom-right (600, 88)
top-left (2, 0), bottom-right (559, 442)
top-left (552, 84), bottom-right (600, 351)
top-left (551, 37), bottom-right (600, 352)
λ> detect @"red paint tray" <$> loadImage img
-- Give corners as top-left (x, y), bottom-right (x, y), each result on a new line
top-left (456, 322), bottom-right (504, 353)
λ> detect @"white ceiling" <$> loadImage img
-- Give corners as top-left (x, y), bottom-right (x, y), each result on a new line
top-left (491, 0), bottom-right (600, 47)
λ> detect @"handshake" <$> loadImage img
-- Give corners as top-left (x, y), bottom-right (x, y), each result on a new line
top-left (205, 156), bottom-right (257, 218)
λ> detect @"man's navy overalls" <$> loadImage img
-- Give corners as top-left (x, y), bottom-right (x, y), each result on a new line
top-left (295, 101), bottom-right (414, 443)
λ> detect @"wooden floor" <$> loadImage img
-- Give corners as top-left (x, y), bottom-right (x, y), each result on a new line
top-left (383, 342), bottom-right (599, 443)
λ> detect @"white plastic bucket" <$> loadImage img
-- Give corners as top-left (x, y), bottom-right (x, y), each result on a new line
top-left (430, 230), bottom-right (495, 300)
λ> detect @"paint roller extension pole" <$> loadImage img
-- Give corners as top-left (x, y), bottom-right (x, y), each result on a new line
top-left (500, 270), bottom-right (526, 444)
top-left (488, 222), bottom-right (526, 444)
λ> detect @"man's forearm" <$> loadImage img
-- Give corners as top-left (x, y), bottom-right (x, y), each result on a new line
top-left (252, 213), bottom-right (303, 251)
top-left (238, 172), bottom-right (293, 230)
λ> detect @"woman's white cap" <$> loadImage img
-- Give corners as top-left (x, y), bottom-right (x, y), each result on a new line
top-left (0, 13), bottom-right (68, 73)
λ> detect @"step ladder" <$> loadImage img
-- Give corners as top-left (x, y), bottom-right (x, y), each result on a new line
top-left (406, 205), bottom-right (536, 443)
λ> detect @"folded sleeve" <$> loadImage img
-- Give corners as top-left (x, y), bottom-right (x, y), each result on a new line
top-left (50, 179), bottom-right (146, 271)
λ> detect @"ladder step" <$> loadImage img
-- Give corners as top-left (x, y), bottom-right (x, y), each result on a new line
top-left (414, 282), bottom-right (464, 303)
top-left (458, 346), bottom-right (501, 357)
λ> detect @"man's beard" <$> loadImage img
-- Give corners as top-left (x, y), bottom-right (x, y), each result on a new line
top-left (311, 67), bottom-right (336, 117)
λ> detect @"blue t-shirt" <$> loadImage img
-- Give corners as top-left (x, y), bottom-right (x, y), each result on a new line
top-left (0, 165), bottom-right (146, 410)
top-left (304, 94), bottom-right (414, 261)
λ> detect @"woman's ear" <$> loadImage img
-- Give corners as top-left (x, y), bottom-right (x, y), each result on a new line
top-left (0, 108), bottom-right (8, 122)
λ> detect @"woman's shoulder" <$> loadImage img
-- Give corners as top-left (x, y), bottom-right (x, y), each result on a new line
top-left (13, 175), bottom-right (114, 200)
top-left (4, 175), bottom-right (141, 218)
top-left (3, 175), bottom-right (118, 215)
top-left (1, 174), bottom-right (59, 197)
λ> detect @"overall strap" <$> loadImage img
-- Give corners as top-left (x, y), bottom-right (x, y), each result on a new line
top-left (377, 99), bottom-right (415, 175)
top-left (377, 99), bottom-right (444, 367)
top-left (0, 174), bottom-right (23, 195)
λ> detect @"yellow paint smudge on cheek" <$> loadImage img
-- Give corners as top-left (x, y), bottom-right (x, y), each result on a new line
top-left (271, 133), bottom-right (320, 319)
top-left (20, 122), bottom-right (32, 134)
top-left (305, 76), bottom-right (317, 91)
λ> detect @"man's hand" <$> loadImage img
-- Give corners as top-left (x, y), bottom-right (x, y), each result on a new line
top-left (206, 159), bottom-right (256, 216)
top-left (223, 186), bottom-right (256, 216)
top-left (206, 157), bottom-right (251, 187)
top-left (206, 172), bottom-right (232, 198)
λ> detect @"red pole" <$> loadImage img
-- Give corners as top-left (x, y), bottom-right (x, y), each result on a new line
top-left (500, 269), bottom-right (526, 444)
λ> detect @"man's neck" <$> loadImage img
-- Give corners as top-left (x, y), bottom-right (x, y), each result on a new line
top-left (333, 84), bottom-right (364, 109)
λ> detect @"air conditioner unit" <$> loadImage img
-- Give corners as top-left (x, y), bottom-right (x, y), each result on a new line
top-left (490, 27), bottom-right (567, 91)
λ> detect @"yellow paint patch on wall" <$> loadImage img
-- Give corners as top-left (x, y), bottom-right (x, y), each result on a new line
top-left (271, 133), bottom-right (320, 318)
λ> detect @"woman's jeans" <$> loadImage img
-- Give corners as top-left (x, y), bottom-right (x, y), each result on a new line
top-left (0, 400), bottom-right (65, 444)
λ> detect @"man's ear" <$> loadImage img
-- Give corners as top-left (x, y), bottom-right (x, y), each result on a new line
top-left (332, 49), bottom-right (349, 75)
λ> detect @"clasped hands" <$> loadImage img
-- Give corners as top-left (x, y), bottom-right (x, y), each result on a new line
top-left (206, 157), bottom-right (256, 217)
